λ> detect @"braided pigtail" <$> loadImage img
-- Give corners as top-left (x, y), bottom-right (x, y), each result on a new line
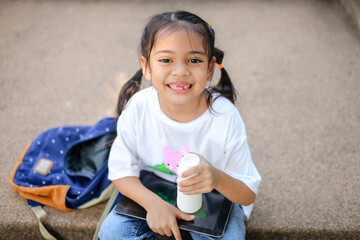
top-left (213, 48), bottom-right (237, 103)
top-left (115, 69), bottom-right (143, 116)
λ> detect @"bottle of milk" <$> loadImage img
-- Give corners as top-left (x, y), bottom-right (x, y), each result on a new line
top-left (177, 153), bottom-right (202, 213)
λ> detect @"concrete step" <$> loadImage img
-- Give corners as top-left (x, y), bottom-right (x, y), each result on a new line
top-left (1, 0), bottom-right (359, 239)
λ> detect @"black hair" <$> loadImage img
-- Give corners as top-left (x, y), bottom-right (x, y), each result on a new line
top-left (116, 10), bottom-right (237, 116)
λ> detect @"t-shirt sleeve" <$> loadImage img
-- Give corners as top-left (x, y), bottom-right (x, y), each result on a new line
top-left (223, 112), bottom-right (261, 195)
top-left (108, 103), bottom-right (140, 181)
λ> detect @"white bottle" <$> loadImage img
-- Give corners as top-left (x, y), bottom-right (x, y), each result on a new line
top-left (177, 153), bottom-right (202, 213)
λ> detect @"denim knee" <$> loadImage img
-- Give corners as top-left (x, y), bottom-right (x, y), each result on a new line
top-left (99, 209), bottom-right (156, 240)
top-left (99, 210), bottom-right (138, 239)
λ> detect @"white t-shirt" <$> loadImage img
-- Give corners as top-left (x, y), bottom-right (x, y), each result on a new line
top-left (108, 86), bottom-right (261, 219)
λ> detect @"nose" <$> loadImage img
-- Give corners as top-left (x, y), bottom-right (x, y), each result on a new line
top-left (171, 63), bottom-right (190, 77)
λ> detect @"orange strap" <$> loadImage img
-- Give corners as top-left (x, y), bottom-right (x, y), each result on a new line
top-left (218, 63), bottom-right (224, 69)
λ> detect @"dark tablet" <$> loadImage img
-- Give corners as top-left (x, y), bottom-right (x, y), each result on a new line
top-left (114, 170), bottom-right (233, 238)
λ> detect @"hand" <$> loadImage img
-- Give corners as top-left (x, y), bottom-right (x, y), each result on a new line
top-left (146, 197), bottom-right (195, 240)
top-left (178, 154), bottom-right (220, 195)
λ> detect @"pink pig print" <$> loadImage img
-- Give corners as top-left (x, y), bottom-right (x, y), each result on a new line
top-left (163, 146), bottom-right (189, 174)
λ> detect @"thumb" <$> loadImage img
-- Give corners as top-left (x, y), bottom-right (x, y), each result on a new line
top-left (176, 209), bottom-right (195, 221)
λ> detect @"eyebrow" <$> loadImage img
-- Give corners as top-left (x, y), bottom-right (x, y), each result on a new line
top-left (154, 50), bottom-right (207, 56)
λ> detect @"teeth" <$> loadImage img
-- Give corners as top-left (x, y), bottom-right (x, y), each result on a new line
top-left (169, 84), bottom-right (191, 90)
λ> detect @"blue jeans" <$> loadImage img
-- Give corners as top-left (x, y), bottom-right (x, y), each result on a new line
top-left (98, 204), bottom-right (245, 240)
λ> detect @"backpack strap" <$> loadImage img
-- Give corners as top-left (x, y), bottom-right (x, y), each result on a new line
top-left (31, 206), bottom-right (57, 240)
top-left (92, 188), bottom-right (122, 240)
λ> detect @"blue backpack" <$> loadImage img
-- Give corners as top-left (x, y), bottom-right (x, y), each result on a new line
top-left (9, 117), bottom-right (117, 239)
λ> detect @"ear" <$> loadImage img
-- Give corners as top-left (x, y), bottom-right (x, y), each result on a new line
top-left (163, 146), bottom-right (171, 154)
top-left (207, 56), bottom-right (216, 82)
top-left (141, 56), bottom-right (152, 81)
top-left (181, 145), bottom-right (189, 154)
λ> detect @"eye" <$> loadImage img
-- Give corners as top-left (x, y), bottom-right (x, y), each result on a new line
top-left (166, 163), bottom-right (170, 166)
top-left (189, 58), bottom-right (203, 64)
top-left (159, 59), bottom-right (172, 63)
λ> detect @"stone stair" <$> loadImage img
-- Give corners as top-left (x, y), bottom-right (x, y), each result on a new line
top-left (1, 0), bottom-right (359, 239)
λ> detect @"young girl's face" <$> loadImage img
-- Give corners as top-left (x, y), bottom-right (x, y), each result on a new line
top-left (141, 28), bottom-right (215, 114)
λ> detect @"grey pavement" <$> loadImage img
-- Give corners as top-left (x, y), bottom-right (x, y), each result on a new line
top-left (1, 0), bottom-right (359, 239)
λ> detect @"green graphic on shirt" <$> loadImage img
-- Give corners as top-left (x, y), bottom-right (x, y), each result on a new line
top-left (152, 187), bottom-right (175, 205)
top-left (147, 163), bottom-right (177, 176)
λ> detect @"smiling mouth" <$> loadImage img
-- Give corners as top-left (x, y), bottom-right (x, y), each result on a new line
top-left (168, 84), bottom-right (192, 90)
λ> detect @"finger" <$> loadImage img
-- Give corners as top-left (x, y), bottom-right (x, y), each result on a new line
top-left (164, 227), bottom-right (173, 237)
top-left (181, 156), bottom-right (211, 179)
top-left (181, 165), bottom-right (202, 178)
top-left (154, 229), bottom-right (165, 236)
top-left (147, 222), bottom-right (157, 235)
top-left (180, 177), bottom-right (210, 191)
top-left (179, 174), bottom-right (202, 187)
top-left (183, 186), bottom-right (212, 195)
top-left (171, 222), bottom-right (182, 240)
top-left (176, 209), bottom-right (196, 221)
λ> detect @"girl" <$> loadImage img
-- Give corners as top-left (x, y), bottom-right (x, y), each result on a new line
top-left (99, 11), bottom-right (261, 240)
